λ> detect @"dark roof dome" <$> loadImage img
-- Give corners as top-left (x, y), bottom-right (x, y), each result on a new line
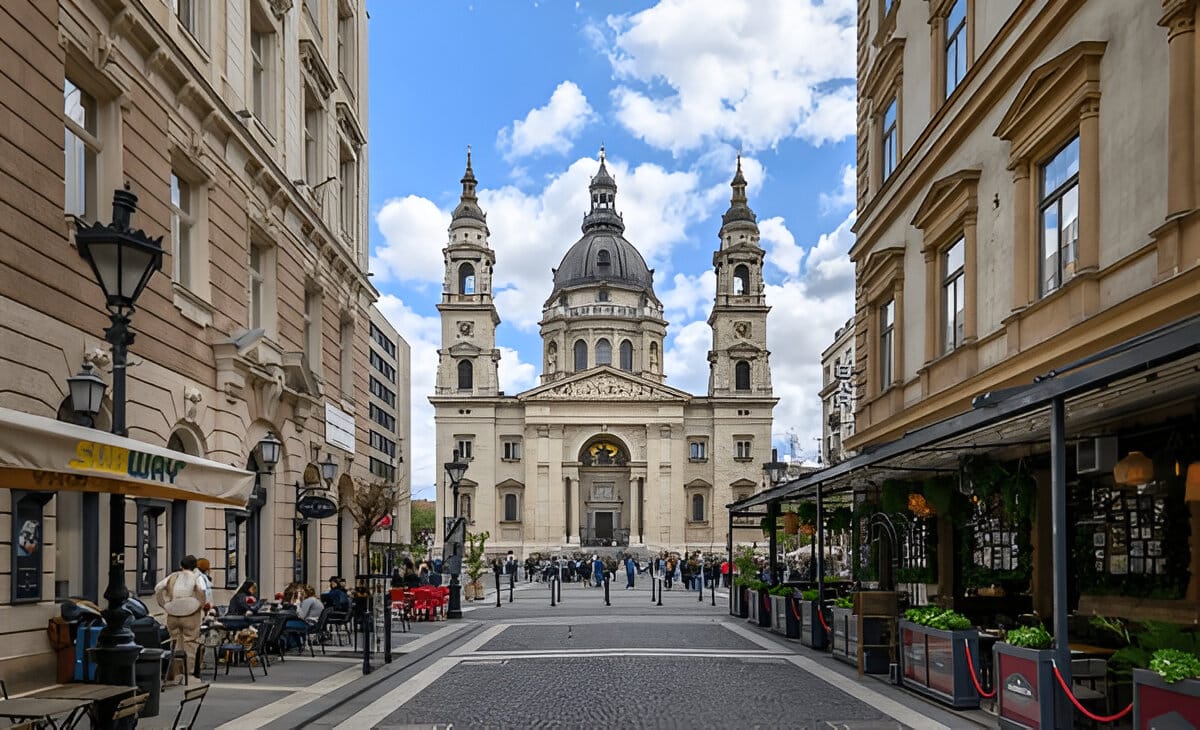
top-left (549, 148), bottom-right (656, 298)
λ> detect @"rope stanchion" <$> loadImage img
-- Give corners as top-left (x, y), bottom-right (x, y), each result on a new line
top-left (1051, 660), bottom-right (1132, 723)
top-left (963, 641), bottom-right (996, 699)
top-left (816, 605), bottom-right (831, 634)
top-left (789, 600), bottom-right (802, 621)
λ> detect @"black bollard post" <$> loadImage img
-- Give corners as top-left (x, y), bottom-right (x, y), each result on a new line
top-left (550, 574), bottom-right (557, 607)
top-left (650, 563), bottom-right (656, 604)
top-left (495, 572), bottom-right (502, 608)
top-left (556, 574), bottom-right (562, 604)
top-left (509, 573), bottom-right (515, 603)
top-left (604, 574), bottom-right (610, 606)
top-left (362, 606), bottom-right (372, 675)
top-left (698, 565), bottom-right (704, 602)
top-left (656, 576), bottom-right (663, 607)
top-left (711, 572), bottom-right (716, 606)
top-left (384, 588), bottom-right (392, 664)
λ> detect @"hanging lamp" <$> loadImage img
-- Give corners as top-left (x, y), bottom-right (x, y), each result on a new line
top-left (1186, 462), bottom-right (1200, 502)
top-left (1113, 451), bottom-right (1154, 486)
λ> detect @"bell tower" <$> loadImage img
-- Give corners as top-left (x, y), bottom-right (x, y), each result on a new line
top-left (708, 155), bottom-right (771, 397)
top-left (436, 149), bottom-right (501, 396)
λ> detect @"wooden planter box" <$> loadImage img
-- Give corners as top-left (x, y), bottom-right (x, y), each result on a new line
top-left (769, 595), bottom-right (788, 634)
top-left (799, 599), bottom-right (828, 650)
top-left (830, 606), bottom-right (854, 663)
top-left (898, 620), bottom-right (981, 709)
top-left (829, 606), bottom-right (890, 673)
top-left (1133, 668), bottom-right (1200, 729)
top-left (993, 643), bottom-right (1064, 730)
top-left (732, 586), bottom-right (749, 618)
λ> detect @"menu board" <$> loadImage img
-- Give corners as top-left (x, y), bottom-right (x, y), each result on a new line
top-left (1090, 488), bottom-right (1167, 576)
top-left (970, 502), bottom-right (1018, 571)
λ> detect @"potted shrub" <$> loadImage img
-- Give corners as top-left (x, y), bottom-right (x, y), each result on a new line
top-left (732, 546), bottom-right (755, 619)
top-left (768, 584), bottom-right (792, 635)
top-left (797, 588), bottom-right (828, 649)
top-left (829, 595), bottom-right (855, 664)
top-left (463, 531), bottom-right (490, 600)
top-left (1133, 648), bottom-right (1200, 727)
top-left (898, 606), bottom-right (982, 709)
top-left (993, 624), bottom-right (1064, 730)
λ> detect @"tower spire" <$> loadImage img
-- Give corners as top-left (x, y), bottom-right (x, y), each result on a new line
top-left (451, 145), bottom-right (487, 230)
top-left (582, 144), bottom-right (623, 234)
top-left (721, 154), bottom-right (757, 228)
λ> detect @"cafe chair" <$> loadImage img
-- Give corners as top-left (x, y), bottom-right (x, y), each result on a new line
top-left (213, 626), bottom-right (270, 682)
top-left (300, 608), bottom-right (336, 657)
top-left (111, 692), bottom-right (150, 722)
top-left (170, 683), bottom-right (210, 730)
top-left (1071, 657), bottom-right (1110, 726)
top-left (326, 611), bottom-right (351, 646)
top-left (1, 679), bottom-right (7, 699)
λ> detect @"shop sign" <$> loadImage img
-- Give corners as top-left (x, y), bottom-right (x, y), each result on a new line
top-left (297, 494), bottom-right (338, 520)
top-left (325, 403), bottom-right (356, 454)
top-left (68, 440), bottom-right (187, 484)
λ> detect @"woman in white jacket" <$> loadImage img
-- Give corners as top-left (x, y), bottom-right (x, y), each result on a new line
top-left (155, 554), bottom-right (207, 678)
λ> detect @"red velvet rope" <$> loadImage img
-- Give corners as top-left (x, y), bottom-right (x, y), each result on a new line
top-left (763, 593), bottom-right (771, 610)
top-left (1051, 660), bottom-right (1132, 723)
top-left (962, 640), bottom-right (996, 699)
top-left (789, 600), bottom-right (802, 621)
top-left (816, 605), bottom-right (831, 633)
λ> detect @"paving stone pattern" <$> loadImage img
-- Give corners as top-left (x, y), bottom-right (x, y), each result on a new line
top-left (381, 656), bottom-right (899, 729)
top-left (480, 622), bottom-right (759, 652)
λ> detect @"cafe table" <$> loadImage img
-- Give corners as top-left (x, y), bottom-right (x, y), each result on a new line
top-left (31, 684), bottom-right (138, 726)
top-left (0, 696), bottom-right (91, 729)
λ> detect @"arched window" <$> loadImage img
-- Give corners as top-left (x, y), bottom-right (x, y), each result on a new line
top-left (691, 493), bottom-right (705, 522)
top-left (735, 360), bottom-right (751, 391)
top-left (574, 339), bottom-right (588, 371)
top-left (458, 262), bottom-right (476, 294)
top-left (457, 360), bottom-right (473, 390)
top-left (733, 265), bottom-right (750, 295)
top-left (597, 249), bottom-right (611, 267)
top-left (619, 340), bottom-right (633, 371)
top-left (595, 338), bottom-right (612, 366)
top-left (460, 494), bottom-right (472, 522)
top-left (504, 493), bottom-right (519, 522)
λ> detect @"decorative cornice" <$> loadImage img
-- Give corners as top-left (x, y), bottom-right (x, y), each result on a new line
top-left (863, 37), bottom-right (906, 102)
top-left (336, 102), bottom-right (366, 147)
top-left (1160, 0), bottom-right (1198, 38)
top-left (269, 0), bottom-right (294, 18)
top-left (299, 39), bottom-right (337, 98)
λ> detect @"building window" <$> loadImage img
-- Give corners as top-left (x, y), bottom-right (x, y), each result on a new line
top-left (456, 439), bottom-right (473, 460)
top-left (595, 338), bottom-right (612, 366)
top-left (691, 493), bottom-right (705, 523)
top-left (574, 340), bottom-right (587, 371)
top-left (456, 360), bottom-right (473, 391)
top-left (370, 322), bottom-right (396, 357)
top-left (503, 493), bottom-right (519, 522)
top-left (460, 494), bottom-right (472, 522)
top-left (619, 340), bottom-right (633, 371)
top-left (174, 0), bottom-right (207, 47)
top-left (689, 441), bottom-right (707, 461)
top-left (503, 441), bottom-right (521, 461)
top-left (369, 456), bottom-right (395, 482)
top-left (734, 361), bottom-right (751, 391)
top-left (944, 0), bottom-right (967, 98)
top-left (369, 403), bottom-right (395, 431)
top-left (339, 319), bottom-right (353, 398)
top-left (64, 79), bottom-right (100, 220)
top-left (882, 96), bottom-right (898, 180)
top-left (369, 431), bottom-right (396, 457)
top-left (337, 10), bottom-right (355, 91)
top-left (304, 289), bottom-right (322, 373)
top-left (1038, 136), bottom-right (1080, 297)
top-left (249, 244), bottom-right (266, 331)
top-left (458, 263), bottom-right (475, 295)
top-left (249, 13), bottom-right (275, 128)
top-left (597, 290), bottom-right (609, 302)
top-left (879, 298), bottom-right (895, 389)
top-left (370, 350), bottom-right (396, 382)
top-left (942, 237), bottom-right (965, 352)
top-left (339, 153), bottom-right (356, 236)
top-left (369, 376), bottom-right (396, 406)
top-left (649, 341), bottom-right (659, 373)
top-left (597, 249), bottom-right (611, 267)
top-left (304, 93), bottom-right (321, 186)
top-left (734, 440), bottom-right (752, 461)
top-left (305, 0), bottom-right (322, 35)
top-left (733, 265), bottom-right (750, 295)
top-left (169, 173), bottom-right (194, 288)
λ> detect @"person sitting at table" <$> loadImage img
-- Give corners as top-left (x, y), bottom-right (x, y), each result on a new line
top-left (323, 577), bottom-right (351, 613)
top-left (402, 566), bottom-right (421, 589)
top-left (227, 581), bottom-right (258, 616)
top-left (281, 585), bottom-right (323, 650)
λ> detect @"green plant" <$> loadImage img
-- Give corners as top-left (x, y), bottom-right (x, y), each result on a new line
top-left (833, 595), bottom-right (853, 609)
top-left (748, 579), bottom-right (768, 592)
top-left (881, 480), bottom-right (911, 514)
top-left (796, 501), bottom-right (817, 526)
top-left (904, 606), bottom-right (973, 631)
top-left (1110, 620), bottom-right (1200, 677)
top-left (759, 515), bottom-right (776, 535)
top-left (1150, 649), bottom-right (1200, 683)
top-left (1004, 625), bottom-right (1052, 649)
top-left (769, 584), bottom-right (794, 597)
top-left (896, 566), bottom-right (936, 584)
top-left (464, 530), bottom-right (490, 583)
top-left (800, 589), bottom-right (819, 601)
top-left (733, 545), bottom-right (757, 587)
top-left (923, 476), bottom-right (956, 517)
top-left (826, 506), bottom-right (853, 532)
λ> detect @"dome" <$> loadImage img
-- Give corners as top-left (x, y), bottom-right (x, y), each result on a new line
top-left (551, 230), bottom-right (655, 295)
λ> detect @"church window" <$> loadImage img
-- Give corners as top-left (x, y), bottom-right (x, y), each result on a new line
top-left (735, 361), bottom-right (751, 391)
top-left (689, 441), bottom-right (707, 461)
top-left (573, 339), bottom-right (588, 371)
top-left (455, 439), bottom-right (473, 460)
top-left (457, 360), bottom-right (473, 390)
top-left (691, 494), bottom-right (705, 522)
top-left (619, 340), bottom-right (633, 371)
top-left (597, 290), bottom-right (609, 302)
top-left (596, 338), bottom-right (612, 366)
top-left (458, 262), bottom-right (475, 295)
top-left (735, 440), bottom-right (753, 460)
top-left (502, 440), bottom-right (521, 461)
top-left (597, 249), bottom-right (611, 268)
top-left (503, 493), bottom-right (519, 522)
top-left (733, 265), bottom-right (750, 295)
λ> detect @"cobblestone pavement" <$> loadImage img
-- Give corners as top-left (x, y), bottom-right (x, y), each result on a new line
top-left (257, 581), bottom-right (991, 730)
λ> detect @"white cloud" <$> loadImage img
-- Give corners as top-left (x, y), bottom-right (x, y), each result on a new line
top-left (819, 164), bottom-right (857, 215)
top-left (663, 320), bottom-right (712, 395)
top-left (759, 216), bottom-right (804, 278)
top-left (373, 294), bottom-right (442, 499)
top-left (498, 346), bottom-right (537, 394)
top-left (660, 270), bottom-right (715, 323)
top-left (598, 0), bottom-right (857, 153)
top-left (371, 196), bottom-right (450, 285)
top-left (497, 81), bottom-right (595, 161)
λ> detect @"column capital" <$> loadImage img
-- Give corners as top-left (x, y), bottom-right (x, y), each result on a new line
top-left (1160, 0), bottom-right (1198, 38)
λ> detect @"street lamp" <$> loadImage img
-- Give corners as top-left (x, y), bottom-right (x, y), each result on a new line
top-left (444, 448), bottom-right (468, 619)
top-left (762, 448), bottom-right (788, 585)
top-left (257, 431), bottom-right (282, 471)
top-left (67, 361), bottom-right (107, 428)
top-left (74, 185), bottom-right (163, 687)
top-left (319, 453), bottom-right (339, 484)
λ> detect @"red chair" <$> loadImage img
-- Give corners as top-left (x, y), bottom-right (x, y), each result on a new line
top-left (411, 587), bottom-right (435, 621)
top-left (389, 588), bottom-right (411, 632)
top-left (435, 586), bottom-right (450, 619)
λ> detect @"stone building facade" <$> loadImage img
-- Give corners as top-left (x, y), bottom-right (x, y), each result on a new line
top-left (0, 0), bottom-right (373, 689)
top-left (431, 152), bottom-right (777, 557)
top-left (819, 316), bottom-right (855, 466)
top-left (368, 304), bottom-right (412, 545)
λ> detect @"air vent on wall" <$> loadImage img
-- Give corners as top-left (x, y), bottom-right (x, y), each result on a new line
top-left (1076, 436), bottom-right (1117, 475)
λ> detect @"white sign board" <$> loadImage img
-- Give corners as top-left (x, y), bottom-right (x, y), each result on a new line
top-left (325, 403), bottom-right (356, 454)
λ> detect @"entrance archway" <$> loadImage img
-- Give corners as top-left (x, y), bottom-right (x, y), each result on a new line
top-left (577, 437), bottom-right (631, 547)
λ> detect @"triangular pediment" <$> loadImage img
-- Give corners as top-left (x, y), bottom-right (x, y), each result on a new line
top-left (447, 341), bottom-right (482, 356)
top-left (518, 366), bottom-right (692, 403)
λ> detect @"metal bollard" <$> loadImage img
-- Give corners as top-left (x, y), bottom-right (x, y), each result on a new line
top-left (698, 566), bottom-right (704, 602)
top-left (656, 577), bottom-right (663, 607)
top-left (550, 575), bottom-right (557, 607)
top-left (604, 574), bottom-right (610, 606)
top-left (556, 574), bottom-right (562, 604)
top-left (509, 573), bottom-right (515, 603)
top-left (384, 590), bottom-right (392, 664)
top-left (711, 575), bottom-right (716, 606)
top-left (495, 572), bottom-right (502, 608)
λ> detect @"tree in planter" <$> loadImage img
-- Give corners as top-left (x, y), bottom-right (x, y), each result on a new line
top-left (733, 545), bottom-right (757, 587)
top-left (463, 530), bottom-right (490, 600)
top-left (340, 478), bottom-right (401, 574)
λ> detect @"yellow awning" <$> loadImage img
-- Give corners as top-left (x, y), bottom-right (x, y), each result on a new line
top-left (0, 406), bottom-right (254, 505)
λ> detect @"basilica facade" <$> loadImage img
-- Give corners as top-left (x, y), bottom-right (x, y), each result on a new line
top-left (431, 151), bottom-right (776, 556)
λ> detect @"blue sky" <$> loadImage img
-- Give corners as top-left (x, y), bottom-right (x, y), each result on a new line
top-left (365, 0), bottom-right (859, 499)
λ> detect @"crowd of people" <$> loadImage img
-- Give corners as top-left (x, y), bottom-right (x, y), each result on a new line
top-left (518, 551), bottom-right (733, 590)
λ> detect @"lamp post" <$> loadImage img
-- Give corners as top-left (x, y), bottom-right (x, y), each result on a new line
top-left (74, 186), bottom-right (163, 686)
top-left (444, 449), bottom-right (468, 619)
top-left (762, 449), bottom-right (787, 585)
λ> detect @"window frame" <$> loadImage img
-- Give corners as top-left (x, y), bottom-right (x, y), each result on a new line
top-left (690, 493), bottom-right (706, 523)
top-left (174, 0), bottom-right (209, 49)
top-left (573, 339), bottom-right (588, 371)
top-left (303, 288), bottom-right (323, 375)
top-left (941, 237), bottom-right (965, 353)
top-left (734, 439), bottom-right (753, 462)
top-left (879, 298), bottom-right (895, 389)
top-left (502, 440), bottom-right (522, 462)
top-left (688, 440), bottom-right (708, 462)
top-left (619, 340), bottom-right (633, 371)
top-left (502, 493), bottom-right (520, 522)
top-left (456, 439), bottom-right (473, 461)
top-left (303, 91), bottom-right (323, 186)
top-left (1037, 136), bottom-right (1081, 298)
top-left (881, 96), bottom-right (899, 181)
top-left (595, 338), bottom-right (612, 367)
top-left (63, 78), bottom-right (101, 221)
top-left (943, 0), bottom-right (969, 99)
top-left (169, 172), bottom-right (195, 288)
top-left (734, 361), bottom-right (751, 391)
top-left (458, 262), bottom-right (476, 295)
top-left (456, 360), bottom-right (473, 391)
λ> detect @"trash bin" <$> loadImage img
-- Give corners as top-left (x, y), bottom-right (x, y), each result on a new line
top-left (134, 648), bottom-right (164, 717)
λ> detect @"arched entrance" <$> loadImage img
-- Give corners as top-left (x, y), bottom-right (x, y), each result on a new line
top-left (577, 437), bottom-right (631, 547)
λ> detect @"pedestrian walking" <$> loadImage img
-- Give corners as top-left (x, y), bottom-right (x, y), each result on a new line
top-left (624, 555), bottom-right (636, 589)
top-left (592, 554), bottom-right (604, 588)
top-left (154, 554), bottom-right (206, 678)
